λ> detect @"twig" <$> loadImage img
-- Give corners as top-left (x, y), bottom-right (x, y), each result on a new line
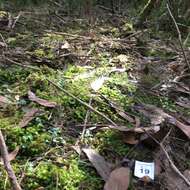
top-left (81, 97), bottom-right (93, 142)
top-left (45, 30), bottom-right (92, 40)
top-left (47, 79), bottom-right (117, 126)
top-left (145, 130), bottom-right (190, 187)
top-left (0, 130), bottom-right (22, 190)
top-left (161, 127), bottom-right (173, 145)
top-left (11, 12), bottom-right (22, 29)
top-left (5, 57), bottom-right (40, 71)
top-left (18, 159), bottom-right (30, 185)
top-left (167, 3), bottom-right (190, 70)
top-left (0, 33), bottom-right (8, 50)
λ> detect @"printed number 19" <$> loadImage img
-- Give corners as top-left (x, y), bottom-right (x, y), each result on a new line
top-left (140, 167), bottom-right (150, 174)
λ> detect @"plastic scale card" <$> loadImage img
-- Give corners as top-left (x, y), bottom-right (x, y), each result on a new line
top-left (134, 161), bottom-right (155, 180)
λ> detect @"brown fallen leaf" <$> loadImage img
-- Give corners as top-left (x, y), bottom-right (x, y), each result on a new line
top-left (104, 167), bottom-right (130, 190)
top-left (101, 125), bottom-right (160, 144)
top-left (135, 104), bottom-right (190, 139)
top-left (168, 118), bottom-right (190, 139)
top-left (82, 148), bottom-right (111, 181)
top-left (19, 108), bottom-right (39, 128)
top-left (123, 132), bottom-right (139, 145)
top-left (135, 104), bottom-right (168, 125)
top-left (0, 147), bottom-right (19, 164)
top-left (108, 125), bottom-right (160, 133)
top-left (28, 91), bottom-right (57, 108)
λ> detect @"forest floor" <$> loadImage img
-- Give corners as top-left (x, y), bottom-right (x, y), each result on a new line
top-left (0, 5), bottom-right (190, 190)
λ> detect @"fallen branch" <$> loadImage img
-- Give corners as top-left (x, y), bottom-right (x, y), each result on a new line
top-left (145, 130), bottom-right (190, 187)
top-left (167, 3), bottom-right (190, 70)
top-left (0, 130), bottom-right (22, 190)
top-left (47, 79), bottom-right (117, 126)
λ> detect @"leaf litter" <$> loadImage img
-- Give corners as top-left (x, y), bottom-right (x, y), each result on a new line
top-left (82, 147), bottom-right (111, 181)
top-left (28, 91), bottom-right (57, 108)
top-left (0, 4), bottom-right (189, 190)
top-left (104, 167), bottom-right (130, 190)
top-left (19, 108), bottom-right (39, 128)
top-left (0, 147), bottom-right (19, 164)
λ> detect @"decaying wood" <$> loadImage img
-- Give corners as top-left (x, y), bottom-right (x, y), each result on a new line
top-left (0, 130), bottom-right (22, 190)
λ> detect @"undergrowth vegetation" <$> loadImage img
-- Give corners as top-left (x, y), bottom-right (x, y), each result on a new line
top-left (0, 1), bottom-right (189, 189)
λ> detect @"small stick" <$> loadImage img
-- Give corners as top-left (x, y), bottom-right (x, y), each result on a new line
top-left (11, 12), bottom-right (22, 29)
top-left (81, 97), bottom-right (93, 142)
top-left (0, 130), bottom-right (22, 190)
top-left (45, 30), bottom-right (92, 40)
top-left (47, 79), bottom-right (117, 126)
top-left (161, 127), bottom-right (173, 145)
top-left (5, 57), bottom-right (40, 71)
top-left (0, 33), bottom-right (8, 50)
top-left (167, 3), bottom-right (190, 70)
top-left (145, 130), bottom-right (190, 187)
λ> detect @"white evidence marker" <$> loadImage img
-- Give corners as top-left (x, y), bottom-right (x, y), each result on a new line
top-left (134, 160), bottom-right (155, 180)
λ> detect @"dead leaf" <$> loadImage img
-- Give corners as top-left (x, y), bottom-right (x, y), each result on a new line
top-left (28, 91), bottom-right (57, 108)
top-left (123, 132), bottom-right (139, 145)
top-left (168, 118), bottom-right (190, 138)
top-left (82, 148), bottom-right (111, 181)
top-left (108, 125), bottom-right (160, 133)
top-left (104, 167), bottom-right (130, 190)
top-left (135, 104), bottom-right (190, 139)
top-left (19, 108), bottom-right (39, 128)
top-left (135, 104), bottom-right (168, 125)
top-left (0, 147), bottom-right (19, 164)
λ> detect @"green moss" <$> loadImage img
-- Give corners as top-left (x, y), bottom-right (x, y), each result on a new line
top-left (0, 13), bottom-right (143, 190)
top-left (21, 157), bottom-right (102, 190)
top-left (122, 22), bottom-right (133, 32)
top-left (134, 89), bottom-right (177, 112)
top-left (0, 67), bottom-right (30, 85)
top-left (94, 130), bottom-right (130, 158)
top-left (34, 49), bottom-right (46, 58)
